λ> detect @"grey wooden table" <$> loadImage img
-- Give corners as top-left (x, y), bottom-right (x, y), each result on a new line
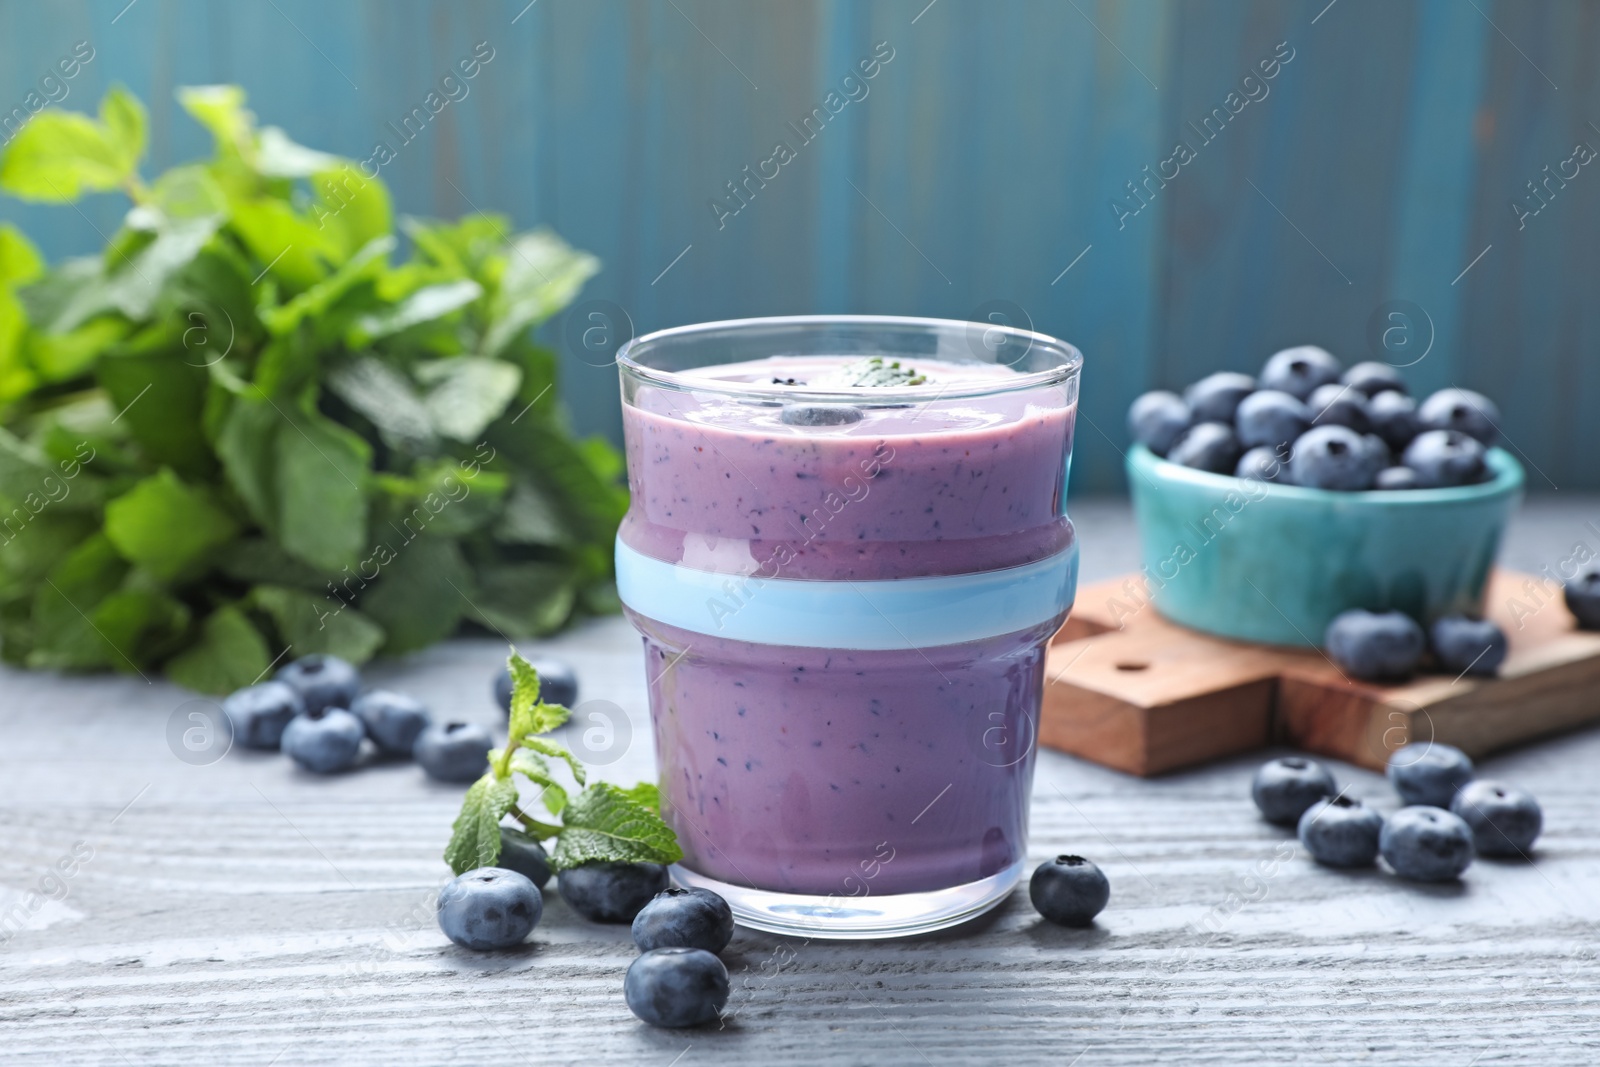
top-left (3, 498), bottom-right (1597, 1066)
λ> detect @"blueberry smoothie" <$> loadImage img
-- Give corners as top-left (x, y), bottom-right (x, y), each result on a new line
top-left (616, 322), bottom-right (1080, 917)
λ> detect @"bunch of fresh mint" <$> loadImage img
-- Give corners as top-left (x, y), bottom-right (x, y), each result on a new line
top-left (0, 86), bottom-right (625, 691)
top-left (445, 652), bottom-right (681, 875)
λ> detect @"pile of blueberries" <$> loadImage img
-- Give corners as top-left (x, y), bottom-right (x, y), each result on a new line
top-left (1253, 743), bottom-right (1542, 879)
top-left (219, 652), bottom-right (578, 780)
top-left (1128, 345), bottom-right (1502, 491)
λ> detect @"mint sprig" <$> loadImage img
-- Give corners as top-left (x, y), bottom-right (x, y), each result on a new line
top-left (822, 356), bottom-right (927, 387)
top-left (442, 650), bottom-right (683, 875)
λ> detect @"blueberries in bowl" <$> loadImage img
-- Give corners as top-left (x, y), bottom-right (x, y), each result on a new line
top-left (1429, 616), bottom-right (1507, 677)
top-left (1166, 422), bottom-right (1243, 474)
top-left (1379, 806), bottom-right (1475, 881)
top-left (1367, 390), bottom-right (1421, 452)
top-left (1235, 390), bottom-right (1309, 451)
top-left (1374, 465), bottom-right (1420, 491)
top-left (1297, 795), bottom-right (1382, 868)
top-left (1325, 609), bottom-right (1426, 681)
top-left (1341, 361), bottom-right (1407, 397)
top-left (1236, 445), bottom-right (1288, 483)
top-left (414, 722), bottom-right (494, 783)
top-left (1029, 855), bottom-right (1110, 926)
top-left (1251, 756), bottom-right (1336, 826)
top-left (1259, 345), bottom-right (1342, 400)
top-left (1387, 741), bottom-right (1474, 808)
top-left (222, 681), bottom-right (305, 750)
top-left (1403, 430), bottom-right (1487, 488)
top-left (1450, 780), bottom-right (1542, 858)
top-left (1563, 565), bottom-right (1600, 629)
top-left (1306, 383), bottom-right (1371, 433)
top-left (1417, 387), bottom-right (1500, 445)
top-left (1289, 425), bottom-right (1374, 491)
top-left (1127, 391), bottom-right (1192, 456)
top-left (1183, 371), bottom-right (1255, 423)
top-left (276, 654), bottom-right (362, 714)
top-left (632, 887), bottom-right (735, 953)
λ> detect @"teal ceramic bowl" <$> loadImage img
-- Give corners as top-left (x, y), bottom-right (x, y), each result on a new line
top-left (1125, 444), bottom-right (1525, 646)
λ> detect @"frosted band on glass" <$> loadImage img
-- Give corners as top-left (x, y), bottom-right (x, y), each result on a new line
top-left (615, 540), bottom-right (1077, 650)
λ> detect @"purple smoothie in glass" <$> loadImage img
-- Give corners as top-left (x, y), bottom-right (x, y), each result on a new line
top-left (619, 348), bottom-right (1077, 901)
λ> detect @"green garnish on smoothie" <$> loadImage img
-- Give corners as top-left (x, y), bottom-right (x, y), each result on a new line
top-left (822, 356), bottom-right (928, 387)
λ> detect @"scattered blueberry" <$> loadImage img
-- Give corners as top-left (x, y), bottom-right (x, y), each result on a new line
top-left (498, 827), bottom-right (553, 888)
top-left (1166, 421), bottom-right (1243, 474)
top-left (1236, 445), bottom-right (1287, 483)
top-left (1450, 780), bottom-right (1542, 858)
top-left (1297, 795), bottom-right (1383, 868)
top-left (1127, 391), bottom-right (1192, 456)
top-left (275, 654), bottom-right (362, 714)
top-left (1387, 741), bottom-right (1474, 807)
top-left (281, 707), bottom-right (365, 773)
top-left (414, 722), bottom-right (494, 783)
top-left (1374, 465), bottom-right (1420, 491)
top-left (1402, 430), bottom-right (1488, 488)
top-left (632, 887), bottom-right (735, 953)
top-left (1289, 425), bottom-right (1374, 491)
top-left (436, 867), bottom-right (542, 950)
top-left (1563, 565), bottom-right (1600, 629)
top-left (1429, 616), bottom-right (1507, 677)
top-left (1379, 806), bottom-right (1475, 881)
top-left (1325, 609), bottom-right (1426, 681)
top-left (222, 681), bottom-right (305, 750)
top-left (1341, 361), bottom-right (1407, 397)
top-left (1251, 756), bottom-right (1337, 827)
top-left (1307, 383), bottom-right (1372, 434)
top-left (1417, 387), bottom-right (1500, 445)
top-left (781, 404), bottom-right (864, 427)
top-left (1183, 372), bottom-right (1256, 423)
top-left (1366, 390), bottom-right (1422, 452)
top-left (352, 690), bottom-right (431, 756)
top-left (1235, 390), bottom-right (1310, 451)
top-left (1259, 345), bottom-right (1342, 400)
top-left (558, 861), bottom-right (670, 923)
top-left (624, 947), bottom-right (729, 1028)
top-left (1029, 855), bottom-right (1110, 926)
top-left (494, 657), bottom-right (579, 715)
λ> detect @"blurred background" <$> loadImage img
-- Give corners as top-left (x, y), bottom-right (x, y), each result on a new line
top-left (2, 0), bottom-right (1594, 492)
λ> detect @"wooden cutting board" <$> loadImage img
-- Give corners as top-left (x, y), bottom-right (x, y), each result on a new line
top-left (1040, 569), bottom-right (1600, 776)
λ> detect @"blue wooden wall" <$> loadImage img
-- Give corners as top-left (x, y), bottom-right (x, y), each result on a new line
top-left (1, 0), bottom-right (1594, 492)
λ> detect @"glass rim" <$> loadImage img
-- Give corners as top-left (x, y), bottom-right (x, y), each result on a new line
top-left (616, 314), bottom-right (1083, 404)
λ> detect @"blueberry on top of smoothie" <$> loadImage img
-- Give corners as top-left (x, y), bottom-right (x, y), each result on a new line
top-left (781, 404), bottom-right (864, 427)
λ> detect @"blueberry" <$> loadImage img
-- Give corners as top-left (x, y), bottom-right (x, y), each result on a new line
top-left (493, 657), bottom-right (579, 715)
top-left (436, 867), bottom-right (542, 950)
top-left (1387, 741), bottom-right (1474, 807)
top-left (558, 861), bottom-right (670, 923)
top-left (1402, 429), bottom-right (1487, 488)
top-left (1029, 855), bottom-right (1110, 926)
top-left (275, 654), bottom-right (362, 714)
top-left (1297, 795), bottom-right (1383, 867)
top-left (281, 707), bottom-right (365, 773)
top-left (222, 681), bottom-right (305, 750)
top-left (1288, 425), bottom-right (1374, 490)
top-left (1341, 361), bottom-right (1407, 397)
top-left (1449, 780), bottom-right (1542, 858)
top-left (624, 947), bottom-right (729, 1028)
top-left (781, 404), bottom-right (863, 427)
top-left (1359, 433), bottom-right (1393, 476)
top-left (1417, 388), bottom-right (1500, 445)
top-left (1324, 609), bottom-right (1426, 681)
top-left (632, 887), bottom-right (735, 953)
top-left (1235, 445), bottom-right (1288, 483)
top-left (1166, 421), bottom-right (1243, 474)
top-left (498, 827), bottom-right (553, 888)
top-left (1374, 465), bottom-right (1419, 491)
top-left (352, 690), bottom-right (431, 756)
top-left (1379, 806), bottom-right (1475, 881)
top-left (1429, 616), bottom-right (1507, 677)
top-left (1367, 390), bottom-right (1421, 452)
top-left (1251, 756), bottom-right (1337, 827)
top-left (1127, 391), bottom-right (1192, 456)
top-left (1306, 383), bottom-right (1372, 434)
top-left (1259, 345), bottom-right (1342, 400)
top-left (1182, 371), bottom-right (1255, 423)
top-left (413, 722), bottom-right (494, 783)
top-left (1235, 389), bottom-right (1310, 451)
top-left (1565, 566), bottom-right (1600, 629)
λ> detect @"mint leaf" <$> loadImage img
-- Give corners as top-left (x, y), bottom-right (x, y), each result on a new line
top-left (550, 782), bottom-right (683, 870)
top-left (177, 85), bottom-right (254, 157)
top-left (274, 410), bottom-right (369, 572)
top-left (822, 356), bottom-right (927, 387)
top-left (163, 604), bottom-right (271, 694)
top-left (417, 356), bottom-right (521, 443)
top-left (250, 584), bottom-right (385, 665)
top-left (506, 650), bottom-right (571, 736)
top-left (481, 229), bottom-right (599, 357)
top-left (508, 748), bottom-right (569, 816)
top-left (104, 469), bottom-right (239, 581)
top-left (520, 735), bottom-right (587, 788)
top-left (346, 280), bottom-right (480, 347)
top-left (325, 357), bottom-right (436, 453)
top-left (0, 224), bottom-right (44, 285)
top-left (443, 774), bottom-right (519, 876)
top-left (0, 89), bottom-right (142, 202)
top-left (358, 536), bottom-right (469, 655)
